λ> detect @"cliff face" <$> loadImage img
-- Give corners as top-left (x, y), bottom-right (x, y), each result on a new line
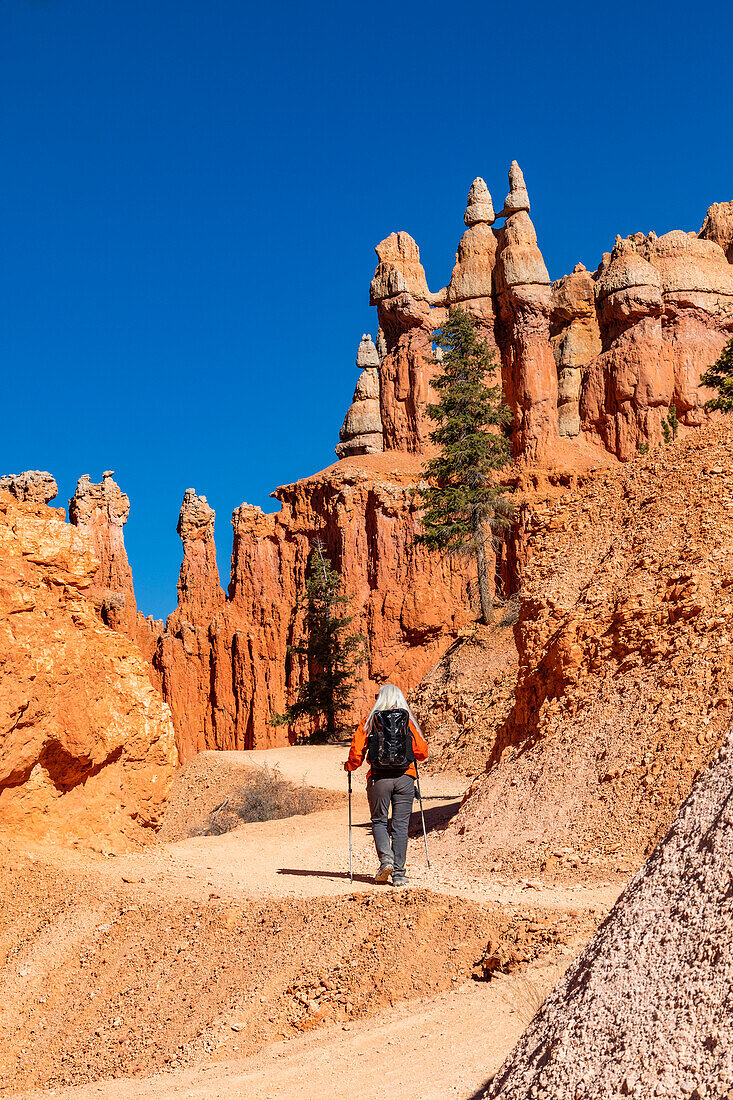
top-left (156, 455), bottom-right (474, 762)
top-left (0, 489), bottom-right (177, 850)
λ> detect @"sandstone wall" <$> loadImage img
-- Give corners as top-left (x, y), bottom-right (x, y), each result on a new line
top-left (154, 455), bottom-right (476, 761)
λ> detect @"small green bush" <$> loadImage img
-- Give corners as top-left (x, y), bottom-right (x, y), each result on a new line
top-left (662, 405), bottom-right (679, 444)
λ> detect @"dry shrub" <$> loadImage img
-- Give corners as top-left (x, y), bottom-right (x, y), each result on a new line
top-left (499, 594), bottom-right (521, 627)
top-left (192, 766), bottom-right (321, 836)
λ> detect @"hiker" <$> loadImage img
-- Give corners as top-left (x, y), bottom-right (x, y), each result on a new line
top-left (344, 683), bottom-right (428, 887)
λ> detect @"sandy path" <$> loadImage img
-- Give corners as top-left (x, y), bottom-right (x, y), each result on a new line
top-left (11, 747), bottom-right (624, 1100)
top-left (29, 963), bottom-right (562, 1100)
top-left (110, 747), bottom-right (621, 913)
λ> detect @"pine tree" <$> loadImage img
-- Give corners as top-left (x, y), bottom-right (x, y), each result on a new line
top-left (701, 337), bottom-right (733, 411)
top-left (416, 307), bottom-right (512, 625)
top-left (271, 541), bottom-right (366, 742)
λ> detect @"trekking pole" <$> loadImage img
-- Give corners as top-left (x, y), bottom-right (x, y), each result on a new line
top-left (414, 761), bottom-right (431, 869)
top-left (348, 770), bottom-right (353, 883)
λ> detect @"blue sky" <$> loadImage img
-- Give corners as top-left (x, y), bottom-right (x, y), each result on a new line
top-left (2, 0), bottom-right (731, 618)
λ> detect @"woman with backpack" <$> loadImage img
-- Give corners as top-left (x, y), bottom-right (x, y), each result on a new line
top-left (344, 683), bottom-right (428, 886)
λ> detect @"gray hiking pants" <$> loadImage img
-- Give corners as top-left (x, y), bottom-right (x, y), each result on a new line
top-left (367, 772), bottom-right (415, 873)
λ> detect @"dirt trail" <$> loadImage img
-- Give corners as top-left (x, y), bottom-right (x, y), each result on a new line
top-left (107, 747), bottom-right (620, 912)
top-left (3, 747), bottom-right (625, 1099)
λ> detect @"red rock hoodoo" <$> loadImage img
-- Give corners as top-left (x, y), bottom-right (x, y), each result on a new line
top-left (148, 163), bottom-right (732, 758)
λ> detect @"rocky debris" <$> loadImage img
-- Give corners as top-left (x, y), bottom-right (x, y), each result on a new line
top-left (477, 908), bottom-right (597, 980)
top-left (485, 729), bottom-right (733, 1099)
top-left (68, 471), bottom-right (140, 635)
top-left (0, 488), bottom-right (177, 850)
top-left (443, 420), bottom-right (733, 876)
top-left (0, 469), bottom-right (58, 504)
top-left (550, 265), bottom-right (601, 438)
top-left (155, 489), bottom-right (225, 761)
top-left (0, 864), bottom-right (505, 1095)
top-left (464, 177), bottom-right (496, 227)
top-left (700, 199), bottom-right (733, 263)
top-left (501, 160), bottom-right (530, 215)
top-left (411, 625), bottom-right (518, 777)
top-left (336, 334), bottom-right (384, 458)
top-left (494, 168), bottom-right (558, 459)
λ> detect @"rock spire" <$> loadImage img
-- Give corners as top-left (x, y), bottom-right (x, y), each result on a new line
top-left (502, 159), bottom-right (530, 215)
top-left (464, 177), bottom-right (495, 226)
top-left (336, 334), bottom-right (384, 458)
top-left (68, 471), bottom-right (139, 634)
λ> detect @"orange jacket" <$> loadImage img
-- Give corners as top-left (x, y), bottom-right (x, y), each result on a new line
top-left (346, 715), bottom-right (428, 780)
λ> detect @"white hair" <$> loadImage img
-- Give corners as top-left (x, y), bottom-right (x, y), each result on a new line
top-left (364, 683), bottom-right (422, 736)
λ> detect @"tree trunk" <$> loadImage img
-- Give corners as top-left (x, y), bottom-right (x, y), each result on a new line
top-left (474, 530), bottom-right (494, 625)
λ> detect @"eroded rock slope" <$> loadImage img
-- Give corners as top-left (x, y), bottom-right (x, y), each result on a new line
top-left (445, 420), bottom-right (733, 872)
top-left (0, 489), bottom-right (177, 850)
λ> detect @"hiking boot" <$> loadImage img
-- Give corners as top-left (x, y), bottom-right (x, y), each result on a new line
top-left (373, 864), bottom-right (393, 884)
top-left (392, 872), bottom-right (409, 887)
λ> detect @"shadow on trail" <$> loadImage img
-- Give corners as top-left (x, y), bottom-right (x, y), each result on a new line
top-left (277, 868), bottom-right (375, 885)
top-left (465, 1080), bottom-right (492, 1099)
top-left (409, 799), bottom-right (461, 835)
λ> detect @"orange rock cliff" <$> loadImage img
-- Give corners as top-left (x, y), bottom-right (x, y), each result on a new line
top-left (0, 475), bottom-right (177, 849)
top-left (4, 165), bottom-right (732, 765)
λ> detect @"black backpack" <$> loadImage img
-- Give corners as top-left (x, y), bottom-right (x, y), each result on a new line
top-left (367, 709), bottom-right (415, 774)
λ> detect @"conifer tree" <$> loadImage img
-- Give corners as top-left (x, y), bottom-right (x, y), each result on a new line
top-left (701, 337), bottom-right (733, 411)
top-left (417, 308), bottom-right (512, 625)
top-left (271, 541), bottom-right (366, 742)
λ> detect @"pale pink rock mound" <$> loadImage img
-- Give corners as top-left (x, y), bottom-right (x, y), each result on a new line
top-left (485, 728), bottom-right (733, 1099)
